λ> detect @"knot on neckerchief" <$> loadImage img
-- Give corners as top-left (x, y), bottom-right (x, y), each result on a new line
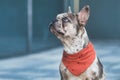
top-left (62, 42), bottom-right (96, 76)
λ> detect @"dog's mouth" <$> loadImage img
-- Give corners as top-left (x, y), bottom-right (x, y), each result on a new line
top-left (49, 25), bottom-right (64, 36)
top-left (49, 18), bottom-right (67, 36)
top-left (57, 31), bottom-right (64, 35)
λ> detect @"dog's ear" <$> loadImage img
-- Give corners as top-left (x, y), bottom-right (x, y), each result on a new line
top-left (77, 5), bottom-right (90, 26)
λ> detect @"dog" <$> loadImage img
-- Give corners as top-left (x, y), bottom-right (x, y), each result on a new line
top-left (49, 5), bottom-right (105, 80)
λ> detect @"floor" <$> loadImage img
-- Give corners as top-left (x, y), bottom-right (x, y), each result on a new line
top-left (0, 40), bottom-right (120, 80)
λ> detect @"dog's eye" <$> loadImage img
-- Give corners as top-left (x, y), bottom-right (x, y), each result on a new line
top-left (62, 17), bottom-right (70, 22)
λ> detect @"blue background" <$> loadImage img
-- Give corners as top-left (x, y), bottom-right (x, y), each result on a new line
top-left (0, 0), bottom-right (119, 58)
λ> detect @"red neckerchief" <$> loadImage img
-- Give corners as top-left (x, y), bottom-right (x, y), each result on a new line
top-left (62, 42), bottom-right (96, 76)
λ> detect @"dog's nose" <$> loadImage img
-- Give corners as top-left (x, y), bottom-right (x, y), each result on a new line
top-left (49, 22), bottom-right (53, 27)
top-left (52, 19), bottom-right (58, 24)
top-left (49, 19), bottom-right (58, 27)
top-left (49, 19), bottom-right (58, 32)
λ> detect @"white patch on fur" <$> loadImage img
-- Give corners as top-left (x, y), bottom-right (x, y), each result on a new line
top-left (64, 24), bottom-right (77, 37)
top-left (57, 13), bottom-right (68, 19)
top-left (63, 28), bottom-right (88, 54)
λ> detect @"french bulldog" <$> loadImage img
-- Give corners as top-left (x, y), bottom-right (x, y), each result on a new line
top-left (49, 5), bottom-right (105, 80)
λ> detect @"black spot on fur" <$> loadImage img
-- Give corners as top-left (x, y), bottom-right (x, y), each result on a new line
top-left (86, 78), bottom-right (89, 80)
top-left (76, 49), bottom-right (79, 51)
top-left (92, 72), bottom-right (96, 76)
top-left (75, 45), bottom-right (78, 47)
top-left (97, 58), bottom-right (103, 78)
top-left (92, 77), bottom-right (99, 80)
top-left (64, 68), bottom-right (67, 72)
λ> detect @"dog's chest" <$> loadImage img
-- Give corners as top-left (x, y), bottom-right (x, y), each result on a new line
top-left (60, 57), bottom-right (99, 80)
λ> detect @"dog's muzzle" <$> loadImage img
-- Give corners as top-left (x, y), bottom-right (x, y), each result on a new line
top-left (49, 19), bottom-right (58, 31)
top-left (49, 19), bottom-right (65, 36)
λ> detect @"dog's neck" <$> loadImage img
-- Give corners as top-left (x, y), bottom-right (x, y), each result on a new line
top-left (62, 28), bottom-right (89, 54)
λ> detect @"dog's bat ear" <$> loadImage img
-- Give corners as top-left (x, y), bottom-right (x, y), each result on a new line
top-left (68, 6), bottom-right (72, 14)
top-left (77, 5), bottom-right (90, 26)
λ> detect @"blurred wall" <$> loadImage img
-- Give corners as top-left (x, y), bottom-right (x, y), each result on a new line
top-left (80, 0), bottom-right (120, 39)
top-left (0, 0), bottom-right (120, 58)
top-left (32, 0), bottom-right (63, 52)
top-left (0, 0), bottom-right (27, 58)
top-left (0, 0), bottom-right (64, 58)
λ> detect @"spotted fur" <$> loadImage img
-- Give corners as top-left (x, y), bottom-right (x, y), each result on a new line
top-left (50, 5), bottom-right (105, 80)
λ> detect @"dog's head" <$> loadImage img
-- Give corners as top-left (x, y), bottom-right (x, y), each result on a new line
top-left (49, 5), bottom-right (90, 41)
